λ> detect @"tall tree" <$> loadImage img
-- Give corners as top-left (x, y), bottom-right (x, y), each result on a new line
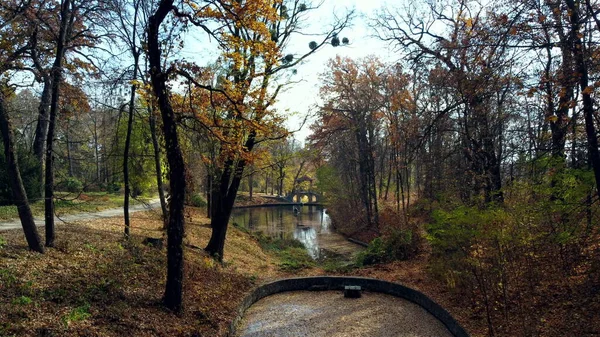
top-left (147, 0), bottom-right (186, 312)
top-left (44, 0), bottom-right (73, 247)
top-left (374, 0), bottom-right (521, 204)
top-left (0, 0), bottom-right (44, 253)
top-left (195, 0), bottom-right (353, 260)
top-left (315, 56), bottom-right (386, 229)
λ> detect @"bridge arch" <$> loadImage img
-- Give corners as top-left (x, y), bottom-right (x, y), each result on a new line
top-left (288, 191), bottom-right (321, 203)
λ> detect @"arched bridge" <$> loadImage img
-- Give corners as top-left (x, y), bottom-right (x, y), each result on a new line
top-left (286, 191), bottom-right (321, 203)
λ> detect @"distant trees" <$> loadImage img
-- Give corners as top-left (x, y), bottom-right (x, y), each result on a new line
top-left (324, 0), bottom-right (600, 334)
top-left (313, 56), bottom-right (387, 230)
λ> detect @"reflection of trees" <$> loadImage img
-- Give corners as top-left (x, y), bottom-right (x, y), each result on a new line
top-left (230, 206), bottom-right (332, 256)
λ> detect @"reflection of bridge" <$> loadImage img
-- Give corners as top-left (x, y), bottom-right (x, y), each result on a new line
top-left (286, 191), bottom-right (321, 203)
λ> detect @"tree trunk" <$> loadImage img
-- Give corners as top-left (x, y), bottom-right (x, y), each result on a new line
top-left (148, 0), bottom-right (186, 312)
top-left (32, 77), bottom-right (51, 197)
top-left (93, 118), bottom-right (100, 182)
top-left (248, 171), bottom-right (253, 199)
top-left (124, 52), bottom-right (140, 238)
top-left (205, 133), bottom-right (256, 260)
top-left (66, 122), bottom-right (73, 177)
top-left (45, 0), bottom-right (72, 247)
top-left (0, 93), bottom-right (44, 253)
top-left (206, 173), bottom-right (212, 218)
top-left (123, 1), bottom-right (141, 237)
top-left (566, 0), bottom-right (600, 200)
top-left (33, 78), bottom-right (51, 162)
top-left (149, 105), bottom-right (168, 226)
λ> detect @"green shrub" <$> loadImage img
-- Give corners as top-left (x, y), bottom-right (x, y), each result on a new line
top-left (60, 177), bottom-right (83, 193)
top-left (11, 296), bottom-right (32, 305)
top-left (63, 303), bottom-right (91, 325)
top-left (249, 234), bottom-right (314, 271)
top-left (189, 193), bottom-right (207, 207)
top-left (355, 229), bottom-right (419, 266)
top-left (257, 235), bottom-right (305, 251)
top-left (108, 182), bottom-right (121, 194)
top-left (278, 247), bottom-right (315, 271)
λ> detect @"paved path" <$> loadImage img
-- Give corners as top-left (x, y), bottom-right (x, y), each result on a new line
top-left (0, 199), bottom-right (161, 231)
top-left (236, 290), bottom-right (453, 337)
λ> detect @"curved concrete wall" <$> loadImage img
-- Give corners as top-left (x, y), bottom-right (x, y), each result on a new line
top-left (228, 276), bottom-right (470, 337)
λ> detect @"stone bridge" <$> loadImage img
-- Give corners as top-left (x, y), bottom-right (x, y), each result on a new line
top-left (286, 191), bottom-right (321, 203)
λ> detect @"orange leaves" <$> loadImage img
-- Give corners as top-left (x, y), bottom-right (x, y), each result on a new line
top-left (58, 83), bottom-right (91, 117)
top-left (582, 86), bottom-right (595, 95)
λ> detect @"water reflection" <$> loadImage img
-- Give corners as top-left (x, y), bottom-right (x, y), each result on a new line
top-left (230, 206), bottom-right (330, 259)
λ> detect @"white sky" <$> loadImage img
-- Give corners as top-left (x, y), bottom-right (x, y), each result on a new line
top-left (275, 0), bottom-right (398, 143)
top-left (183, 0), bottom-right (398, 144)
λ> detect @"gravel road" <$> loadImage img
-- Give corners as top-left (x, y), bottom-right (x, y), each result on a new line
top-left (236, 290), bottom-right (453, 337)
top-left (0, 199), bottom-right (161, 231)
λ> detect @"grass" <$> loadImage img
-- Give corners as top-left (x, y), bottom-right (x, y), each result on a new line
top-left (62, 303), bottom-right (91, 325)
top-left (11, 296), bottom-right (32, 306)
top-left (277, 247), bottom-right (315, 271)
top-left (248, 232), bottom-right (315, 271)
top-left (0, 192), bottom-right (153, 221)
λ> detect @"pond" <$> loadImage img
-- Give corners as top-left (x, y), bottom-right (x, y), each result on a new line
top-left (230, 205), bottom-right (360, 260)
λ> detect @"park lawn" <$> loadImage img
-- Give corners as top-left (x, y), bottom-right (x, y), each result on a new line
top-left (0, 192), bottom-right (153, 221)
top-left (0, 208), bottom-right (309, 337)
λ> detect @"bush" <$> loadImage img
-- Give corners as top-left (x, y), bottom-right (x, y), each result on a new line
top-left (355, 229), bottom-right (419, 266)
top-left (278, 247), bottom-right (315, 271)
top-left (60, 177), bottom-right (83, 193)
top-left (189, 193), bottom-right (207, 207)
top-left (257, 235), bottom-right (305, 251)
top-left (108, 182), bottom-right (121, 194)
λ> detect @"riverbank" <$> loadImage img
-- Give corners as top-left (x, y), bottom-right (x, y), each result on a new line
top-left (233, 193), bottom-right (288, 207)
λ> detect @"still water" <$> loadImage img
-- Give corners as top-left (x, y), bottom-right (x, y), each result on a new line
top-left (230, 205), bottom-right (359, 259)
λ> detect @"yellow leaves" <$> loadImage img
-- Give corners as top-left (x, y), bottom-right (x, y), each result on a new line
top-left (465, 18), bottom-right (473, 29)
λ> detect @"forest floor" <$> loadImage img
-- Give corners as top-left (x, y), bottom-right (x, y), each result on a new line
top-left (0, 205), bottom-right (491, 337)
top-left (0, 207), bottom-right (321, 337)
top-left (2, 205), bottom-right (595, 336)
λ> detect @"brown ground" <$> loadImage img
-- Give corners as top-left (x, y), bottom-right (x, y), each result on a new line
top-left (0, 208), bottom-right (293, 337)
top-left (0, 205), bottom-right (501, 337)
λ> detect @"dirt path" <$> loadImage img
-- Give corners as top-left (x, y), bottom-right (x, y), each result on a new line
top-left (0, 199), bottom-right (161, 231)
top-left (236, 290), bottom-right (453, 337)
